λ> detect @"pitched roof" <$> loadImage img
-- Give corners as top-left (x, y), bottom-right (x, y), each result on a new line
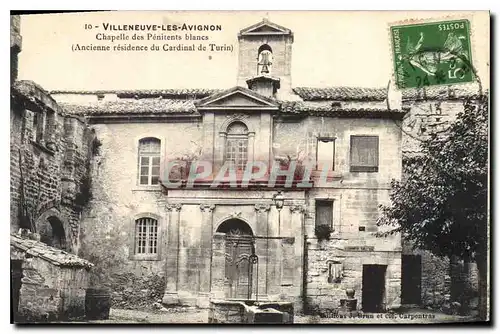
top-left (50, 88), bottom-right (222, 99)
top-left (401, 83), bottom-right (484, 101)
top-left (11, 233), bottom-right (94, 269)
top-left (238, 18), bottom-right (292, 37)
top-left (196, 86), bottom-right (280, 109)
top-left (280, 101), bottom-right (404, 118)
top-left (55, 86), bottom-right (402, 118)
top-left (292, 87), bottom-right (387, 101)
top-left (59, 99), bottom-right (198, 116)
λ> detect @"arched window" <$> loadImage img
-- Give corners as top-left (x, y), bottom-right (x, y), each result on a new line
top-left (225, 122), bottom-right (249, 170)
top-left (257, 44), bottom-right (273, 75)
top-left (135, 217), bottom-right (158, 254)
top-left (138, 137), bottom-right (161, 185)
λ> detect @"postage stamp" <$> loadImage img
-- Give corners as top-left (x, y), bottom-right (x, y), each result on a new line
top-left (391, 19), bottom-right (474, 89)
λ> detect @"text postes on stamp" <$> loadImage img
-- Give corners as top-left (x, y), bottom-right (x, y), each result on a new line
top-left (391, 19), bottom-right (473, 89)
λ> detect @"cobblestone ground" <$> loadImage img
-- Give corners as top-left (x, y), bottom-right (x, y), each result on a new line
top-left (86, 307), bottom-right (477, 324)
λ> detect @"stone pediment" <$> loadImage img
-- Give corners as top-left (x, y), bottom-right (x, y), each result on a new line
top-left (238, 18), bottom-right (293, 38)
top-left (196, 86), bottom-right (280, 111)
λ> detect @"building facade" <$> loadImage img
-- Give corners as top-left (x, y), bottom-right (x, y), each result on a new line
top-left (50, 19), bottom-right (405, 313)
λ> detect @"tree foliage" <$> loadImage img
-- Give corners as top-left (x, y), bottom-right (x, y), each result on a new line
top-left (377, 95), bottom-right (488, 262)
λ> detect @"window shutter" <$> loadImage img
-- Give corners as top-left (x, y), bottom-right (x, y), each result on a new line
top-left (350, 136), bottom-right (379, 172)
top-left (315, 200), bottom-right (333, 229)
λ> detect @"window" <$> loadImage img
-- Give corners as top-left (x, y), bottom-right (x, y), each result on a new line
top-left (134, 217), bottom-right (158, 255)
top-left (328, 261), bottom-right (343, 283)
top-left (316, 138), bottom-right (335, 170)
top-left (225, 122), bottom-right (249, 170)
top-left (350, 135), bottom-right (379, 172)
top-left (32, 111), bottom-right (46, 143)
top-left (315, 200), bottom-right (334, 229)
top-left (138, 138), bottom-right (161, 185)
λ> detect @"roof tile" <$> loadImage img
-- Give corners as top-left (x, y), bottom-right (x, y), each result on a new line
top-left (279, 101), bottom-right (404, 117)
top-left (293, 87), bottom-right (387, 101)
top-left (11, 233), bottom-right (94, 269)
top-left (51, 88), bottom-right (222, 99)
top-left (401, 83), bottom-right (484, 101)
top-left (60, 99), bottom-right (199, 116)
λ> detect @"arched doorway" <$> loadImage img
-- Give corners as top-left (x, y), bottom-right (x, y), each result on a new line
top-left (216, 219), bottom-right (255, 299)
top-left (39, 216), bottom-right (67, 250)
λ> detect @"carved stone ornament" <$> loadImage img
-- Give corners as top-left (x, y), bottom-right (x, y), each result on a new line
top-left (254, 204), bottom-right (271, 213)
top-left (289, 205), bottom-right (305, 214)
top-left (227, 211), bottom-right (242, 219)
top-left (200, 204), bottom-right (216, 212)
top-left (166, 203), bottom-right (182, 212)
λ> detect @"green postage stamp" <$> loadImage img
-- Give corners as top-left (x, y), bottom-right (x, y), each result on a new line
top-left (391, 19), bottom-right (474, 89)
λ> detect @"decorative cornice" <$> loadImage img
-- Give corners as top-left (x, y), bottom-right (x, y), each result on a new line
top-left (254, 204), bottom-right (271, 213)
top-left (200, 204), bottom-right (216, 212)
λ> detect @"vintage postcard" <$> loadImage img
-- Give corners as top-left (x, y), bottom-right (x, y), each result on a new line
top-left (9, 10), bottom-right (490, 324)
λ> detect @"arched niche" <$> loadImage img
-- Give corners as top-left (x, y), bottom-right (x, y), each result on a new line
top-left (35, 208), bottom-right (71, 252)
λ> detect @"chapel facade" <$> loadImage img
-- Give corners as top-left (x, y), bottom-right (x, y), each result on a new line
top-left (49, 19), bottom-right (406, 313)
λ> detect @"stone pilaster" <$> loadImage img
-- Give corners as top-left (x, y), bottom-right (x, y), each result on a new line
top-left (267, 205), bottom-right (282, 299)
top-left (247, 132), bottom-right (255, 164)
top-left (254, 204), bottom-right (271, 299)
top-left (211, 232), bottom-right (226, 300)
top-left (198, 204), bottom-right (215, 308)
top-left (202, 113), bottom-right (215, 163)
top-left (216, 133), bottom-right (226, 172)
top-left (162, 203), bottom-right (182, 305)
top-left (289, 205), bottom-right (305, 311)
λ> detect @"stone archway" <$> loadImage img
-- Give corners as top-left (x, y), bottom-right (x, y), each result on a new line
top-left (36, 208), bottom-right (70, 251)
top-left (216, 219), bottom-right (255, 299)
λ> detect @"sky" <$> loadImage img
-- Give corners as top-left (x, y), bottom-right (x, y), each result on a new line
top-left (17, 11), bottom-right (490, 91)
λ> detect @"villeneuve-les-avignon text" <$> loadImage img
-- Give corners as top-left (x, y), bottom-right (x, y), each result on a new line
top-left (101, 23), bottom-right (222, 32)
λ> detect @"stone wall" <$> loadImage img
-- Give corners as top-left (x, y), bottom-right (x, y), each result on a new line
top-left (304, 235), bottom-right (401, 314)
top-left (400, 93), bottom-right (481, 312)
top-left (10, 81), bottom-right (95, 253)
top-left (12, 249), bottom-right (90, 322)
top-left (10, 15), bottom-right (22, 83)
top-left (402, 99), bottom-right (469, 154)
top-left (402, 243), bottom-right (450, 307)
top-left (77, 121), bottom-right (202, 308)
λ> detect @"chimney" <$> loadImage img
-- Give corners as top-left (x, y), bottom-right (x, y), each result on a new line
top-left (246, 75), bottom-right (280, 98)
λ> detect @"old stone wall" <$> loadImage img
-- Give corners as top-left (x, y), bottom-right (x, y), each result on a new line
top-left (77, 121), bottom-right (202, 308)
top-left (402, 99), bottom-right (468, 154)
top-left (12, 251), bottom-right (89, 322)
top-left (10, 81), bottom-right (95, 253)
top-left (304, 234), bottom-right (401, 314)
top-left (400, 95), bottom-right (481, 311)
top-left (10, 15), bottom-right (22, 83)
